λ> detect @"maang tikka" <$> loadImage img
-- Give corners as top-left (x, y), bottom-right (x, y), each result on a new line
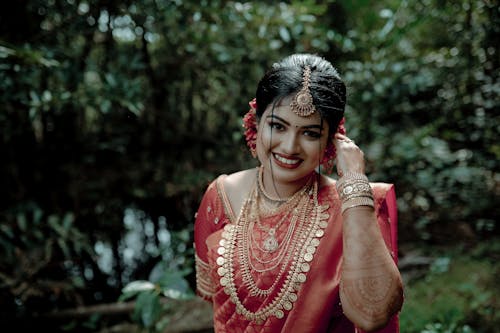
top-left (290, 66), bottom-right (316, 117)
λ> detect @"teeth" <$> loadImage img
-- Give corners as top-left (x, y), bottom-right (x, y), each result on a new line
top-left (274, 154), bottom-right (300, 165)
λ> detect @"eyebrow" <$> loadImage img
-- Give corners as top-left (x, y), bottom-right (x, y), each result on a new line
top-left (266, 114), bottom-right (324, 130)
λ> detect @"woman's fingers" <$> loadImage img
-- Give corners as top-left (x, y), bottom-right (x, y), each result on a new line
top-left (334, 133), bottom-right (356, 147)
top-left (334, 133), bottom-right (365, 176)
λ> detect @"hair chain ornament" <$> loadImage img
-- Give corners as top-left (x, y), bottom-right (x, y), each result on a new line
top-left (290, 66), bottom-right (316, 117)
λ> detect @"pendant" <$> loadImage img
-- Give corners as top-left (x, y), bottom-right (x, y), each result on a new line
top-left (262, 229), bottom-right (279, 252)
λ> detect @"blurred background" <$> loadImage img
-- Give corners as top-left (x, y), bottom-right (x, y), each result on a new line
top-left (0, 1), bottom-right (498, 332)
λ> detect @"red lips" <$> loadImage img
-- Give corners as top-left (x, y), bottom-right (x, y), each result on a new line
top-left (273, 153), bottom-right (302, 169)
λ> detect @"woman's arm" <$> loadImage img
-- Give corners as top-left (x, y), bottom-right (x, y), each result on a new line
top-left (340, 206), bottom-right (403, 331)
top-left (193, 179), bottom-right (221, 302)
top-left (334, 133), bottom-right (404, 331)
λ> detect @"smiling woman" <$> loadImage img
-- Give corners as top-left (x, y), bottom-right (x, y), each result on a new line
top-left (193, 54), bottom-right (404, 333)
top-left (256, 96), bottom-right (329, 194)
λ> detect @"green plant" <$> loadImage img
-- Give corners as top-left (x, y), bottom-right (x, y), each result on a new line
top-left (399, 244), bottom-right (499, 333)
top-left (119, 268), bottom-right (194, 333)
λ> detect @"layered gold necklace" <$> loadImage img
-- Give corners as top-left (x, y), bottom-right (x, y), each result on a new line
top-left (254, 168), bottom-right (311, 254)
top-left (216, 167), bottom-right (332, 323)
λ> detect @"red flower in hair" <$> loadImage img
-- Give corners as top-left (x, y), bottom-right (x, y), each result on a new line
top-left (321, 117), bottom-right (346, 174)
top-left (243, 98), bottom-right (258, 157)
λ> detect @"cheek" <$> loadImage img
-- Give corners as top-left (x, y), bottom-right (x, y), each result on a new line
top-left (309, 138), bottom-right (328, 160)
top-left (306, 141), bottom-right (324, 159)
top-left (257, 126), bottom-right (275, 151)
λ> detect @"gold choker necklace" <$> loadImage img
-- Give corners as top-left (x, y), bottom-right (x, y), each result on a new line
top-left (257, 167), bottom-right (288, 203)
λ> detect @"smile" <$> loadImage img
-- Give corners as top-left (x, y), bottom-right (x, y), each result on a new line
top-left (273, 153), bottom-right (302, 168)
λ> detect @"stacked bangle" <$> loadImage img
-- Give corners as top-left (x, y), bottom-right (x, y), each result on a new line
top-left (336, 172), bottom-right (374, 214)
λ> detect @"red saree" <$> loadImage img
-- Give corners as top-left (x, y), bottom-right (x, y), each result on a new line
top-left (194, 174), bottom-right (400, 333)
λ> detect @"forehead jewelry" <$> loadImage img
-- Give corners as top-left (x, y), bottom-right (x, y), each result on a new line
top-left (290, 66), bottom-right (316, 117)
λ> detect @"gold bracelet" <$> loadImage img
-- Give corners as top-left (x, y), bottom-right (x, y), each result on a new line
top-left (337, 180), bottom-right (373, 201)
top-left (336, 172), bottom-right (368, 188)
top-left (342, 193), bottom-right (374, 204)
top-left (338, 182), bottom-right (373, 201)
top-left (341, 197), bottom-right (374, 214)
top-left (336, 172), bottom-right (374, 209)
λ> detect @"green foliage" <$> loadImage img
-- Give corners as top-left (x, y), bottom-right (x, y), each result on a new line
top-left (119, 268), bottom-right (194, 332)
top-left (0, 202), bottom-right (93, 308)
top-left (339, 0), bottom-right (499, 242)
top-left (118, 216), bottom-right (194, 331)
top-left (400, 243), bottom-right (499, 333)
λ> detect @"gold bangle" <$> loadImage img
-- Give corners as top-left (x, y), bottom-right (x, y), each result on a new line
top-left (338, 182), bottom-right (372, 198)
top-left (336, 172), bottom-right (368, 187)
top-left (342, 193), bottom-right (373, 202)
top-left (341, 197), bottom-right (374, 214)
top-left (336, 172), bottom-right (369, 192)
top-left (337, 181), bottom-right (373, 202)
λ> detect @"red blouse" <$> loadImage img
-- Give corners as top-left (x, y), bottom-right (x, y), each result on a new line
top-left (194, 174), bottom-right (400, 333)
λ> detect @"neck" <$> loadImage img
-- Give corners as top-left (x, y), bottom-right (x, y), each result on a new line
top-left (260, 167), bottom-right (315, 200)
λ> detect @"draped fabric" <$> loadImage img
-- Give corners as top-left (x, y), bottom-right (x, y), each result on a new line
top-left (194, 174), bottom-right (399, 333)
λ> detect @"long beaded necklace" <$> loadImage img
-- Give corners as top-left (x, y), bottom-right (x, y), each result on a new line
top-left (254, 167), bottom-right (312, 253)
top-left (243, 192), bottom-right (314, 297)
top-left (216, 169), bottom-right (332, 323)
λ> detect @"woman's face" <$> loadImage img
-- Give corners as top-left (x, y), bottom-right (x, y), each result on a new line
top-left (256, 95), bottom-right (329, 186)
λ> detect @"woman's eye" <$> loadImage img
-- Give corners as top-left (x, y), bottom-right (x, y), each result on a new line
top-left (304, 130), bottom-right (321, 138)
top-left (269, 122), bottom-right (284, 131)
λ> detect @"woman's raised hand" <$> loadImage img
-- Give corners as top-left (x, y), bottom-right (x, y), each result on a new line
top-left (333, 133), bottom-right (366, 177)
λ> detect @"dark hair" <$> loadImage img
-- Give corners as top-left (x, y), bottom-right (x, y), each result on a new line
top-left (255, 53), bottom-right (346, 134)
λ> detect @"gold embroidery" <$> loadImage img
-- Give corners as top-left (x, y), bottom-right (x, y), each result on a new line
top-left (195, 251), bottom-right (215, 299)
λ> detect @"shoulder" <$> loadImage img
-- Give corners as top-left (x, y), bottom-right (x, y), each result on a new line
top-left (315, 174), bottom-right (338, 203)
top-left (319, 173), bottom-right (336, 189)
top-left (198, 169), bottom-right (256, 214)
top-left (220, 168), bottom-right (257, 219)
top-left (370, 182), bottom-right (395, 200)
top-left (222, 168), bottom-right (257, 196)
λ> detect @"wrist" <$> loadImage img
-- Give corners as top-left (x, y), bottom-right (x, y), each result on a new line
top-left (341, 197), bottom-right (375, 214)
top-left (336, 172), bottom-right (374, 214)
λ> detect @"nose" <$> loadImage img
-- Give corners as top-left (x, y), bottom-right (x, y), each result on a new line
top-left (281, 131), bottom-right (300, 154)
